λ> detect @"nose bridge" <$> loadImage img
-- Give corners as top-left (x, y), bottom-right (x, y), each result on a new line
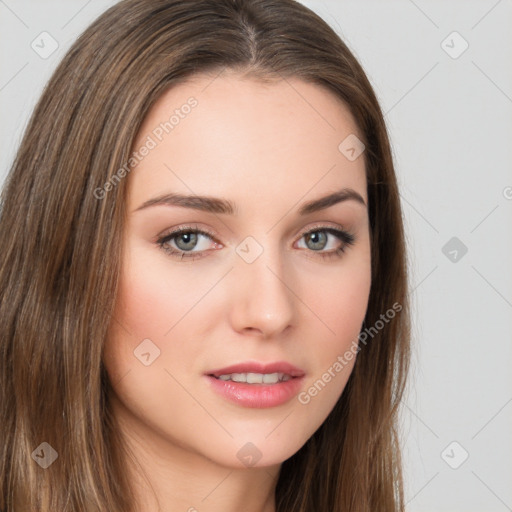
top-left (229, 234), bottom-right (295, 336)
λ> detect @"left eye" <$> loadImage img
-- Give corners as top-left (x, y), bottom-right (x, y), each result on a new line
top-left (297, 228), bottom-right (347, 252)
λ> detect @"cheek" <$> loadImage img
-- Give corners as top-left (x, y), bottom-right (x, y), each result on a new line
top-left (101, 248), bottom-right (209, 446)
top-left (295, 251), bottom-right (371, 415)
top-left (102, 245), bottom-right (191, 386)
top-left (306, 249), bottom-right (371, 348)
top-left (107, 239), bottom-right (216, 350)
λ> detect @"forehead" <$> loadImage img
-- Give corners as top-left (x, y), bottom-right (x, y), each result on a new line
top-left (128, 72), bottom-right (367, 211)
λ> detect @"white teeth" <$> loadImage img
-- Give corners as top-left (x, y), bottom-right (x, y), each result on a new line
top-left (262, 373), bottom-right (279, 384)
top-left (247, 372), bottom-right (263, 384)
top-left (215, 372), bottom-right (291, 384)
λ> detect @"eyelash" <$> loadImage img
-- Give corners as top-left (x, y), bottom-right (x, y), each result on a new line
top-left (156, 223), bottom-right (355, 261)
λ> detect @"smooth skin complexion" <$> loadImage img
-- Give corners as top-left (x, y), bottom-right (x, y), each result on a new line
top-left (103, 71), bottom-right (371, 512)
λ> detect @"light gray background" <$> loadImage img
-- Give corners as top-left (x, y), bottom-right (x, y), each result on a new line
top-left (1, 1), bottom-right (511, 510)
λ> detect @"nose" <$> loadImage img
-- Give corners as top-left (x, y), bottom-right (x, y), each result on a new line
top-left (228, 244), bottom-right (296, 339)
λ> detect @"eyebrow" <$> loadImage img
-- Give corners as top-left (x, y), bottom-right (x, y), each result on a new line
top-left (134, 187), bottom-right (366, 215)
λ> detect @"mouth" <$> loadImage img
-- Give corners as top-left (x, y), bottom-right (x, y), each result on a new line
top-left (210, 372), bottom-right (294, 384)
top-left (205, 361), bottom-right (305, 408)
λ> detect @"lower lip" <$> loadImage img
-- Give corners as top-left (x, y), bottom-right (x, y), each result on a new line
top-left (205, 375), bottom-right (304, 408)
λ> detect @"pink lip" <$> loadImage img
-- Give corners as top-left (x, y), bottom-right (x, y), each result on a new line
top-left (205, 361), bottom-right (305, 409)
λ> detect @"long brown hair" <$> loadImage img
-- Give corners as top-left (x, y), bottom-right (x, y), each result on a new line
top-left (0, 0), bottom-right (410, 510)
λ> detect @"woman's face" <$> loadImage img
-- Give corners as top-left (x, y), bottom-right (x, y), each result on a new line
top-left (103, 72), bottom-right (371, 469)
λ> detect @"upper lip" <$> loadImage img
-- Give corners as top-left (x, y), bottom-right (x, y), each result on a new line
top-left (207, 361), bottom-right (305, 378)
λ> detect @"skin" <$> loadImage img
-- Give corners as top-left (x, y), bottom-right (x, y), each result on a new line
top-left (102, 71), bottom-right (371, 512)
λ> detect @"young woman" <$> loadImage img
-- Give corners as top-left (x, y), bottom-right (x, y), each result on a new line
top-left (0, 0), bottom-right (410, 510)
